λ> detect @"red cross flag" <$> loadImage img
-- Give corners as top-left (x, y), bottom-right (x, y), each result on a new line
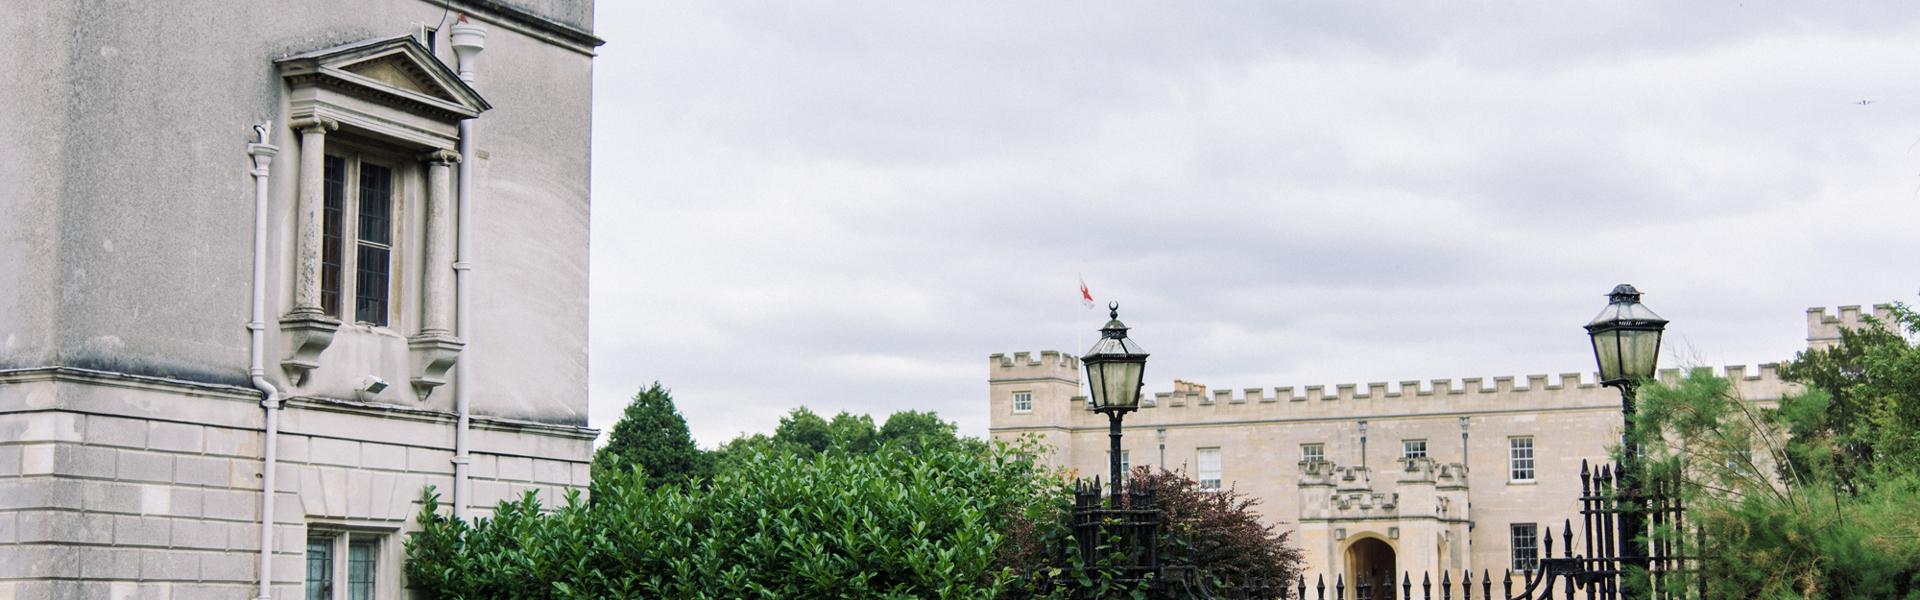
top-left (1079, 277), bottom-right (1094, 309)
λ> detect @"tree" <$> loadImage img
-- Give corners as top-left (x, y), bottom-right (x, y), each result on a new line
top-left (1777, 304), bottom-right (1920, 494)
top-left (880, 409), bottom-right (985, 454)
top-left (707, 406), bottom-right (986, 472)
top-left (1628, 359), bottom-right (1920, 599)
top-left (591, 382), bottom-right (710, 487)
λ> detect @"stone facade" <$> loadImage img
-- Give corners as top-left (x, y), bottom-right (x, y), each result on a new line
top-left (989, 305), bottom-right (1887, 585)
top-left (0, 1), bottom-right (600, 598)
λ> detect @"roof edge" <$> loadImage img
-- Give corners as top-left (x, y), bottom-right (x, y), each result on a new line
top-left (457, 0), bottom-right (605, 48)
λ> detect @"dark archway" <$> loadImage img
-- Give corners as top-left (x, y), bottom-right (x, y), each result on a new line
top-left (1345, 536), bottom-right (1397, 592)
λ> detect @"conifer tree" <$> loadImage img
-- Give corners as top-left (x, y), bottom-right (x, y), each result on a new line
top-left (591, 382), bottom-right (709, 486)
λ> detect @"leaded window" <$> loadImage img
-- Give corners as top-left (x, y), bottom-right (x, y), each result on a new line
top-left (320, 151), bottom-right (396, 327)
top-left (307, 536), bottom-right (334, 600)
top-left (1512, 523), bottom-right (1539, 571)
top-left (348, 539), bottom-right (377, 600)
top-left (308, 531), bottom-right (386, 599)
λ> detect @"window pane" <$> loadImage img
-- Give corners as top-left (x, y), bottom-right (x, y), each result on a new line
top-left (1012, 392), bottom-right (1031, 413)
top-left (1404, 440), bottom-right (1427, 459)
top-left (357, 163), bottom-right (392, 246)
top-left (306, 537), bottom-right (332, 600)
top-left (355, 245), bottom-right (389, 326)
top-left (1302, 444), bottom-right (1324, 463)
top-left (321, 156), bottom-right (346, 317)
top-left (1198, 448), bottom-right (1221, 488)
top-left (1511, 523), bottom-right (1539, 571)
top-left (348, 539), bottom-right (376, 600)
top-left (1510, 437), bottom-right (1535, 481)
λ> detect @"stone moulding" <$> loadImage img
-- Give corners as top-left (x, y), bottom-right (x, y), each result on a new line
top-left (280, 310), bottom-right (342, 385)
top-left (277, 35), bottom-right (490, 151)
top-left (407, 332), bottom-right (465, 400)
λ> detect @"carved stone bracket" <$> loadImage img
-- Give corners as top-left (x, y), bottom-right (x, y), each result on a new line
top-left (408, 331), bottom-right (465, 400)
top-left (280, 309), bottom-right (341, 385)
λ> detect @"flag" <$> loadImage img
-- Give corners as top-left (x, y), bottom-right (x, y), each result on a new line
top-left (1079, 277), bottom-right (1094, 309)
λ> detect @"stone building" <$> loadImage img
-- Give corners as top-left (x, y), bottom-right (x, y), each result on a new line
top-left (989, 305), bottom-right (1886, 585)
top-left (1, 2), bottom-right (600, 598)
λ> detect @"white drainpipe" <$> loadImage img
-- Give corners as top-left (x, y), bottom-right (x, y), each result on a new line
top-left (247, 122), bottom-right (283, 600)
top-left (449, 16), bottom-right (486, 521)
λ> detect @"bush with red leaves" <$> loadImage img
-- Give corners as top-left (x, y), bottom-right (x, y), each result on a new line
top-left (993, 464), bottom-right (1304, 589)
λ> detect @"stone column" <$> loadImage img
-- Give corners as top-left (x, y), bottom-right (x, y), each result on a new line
top-left (289, 117), bottom-right (336, 315)
top-left (419, 150), bottom-right (460, 335)
top-left (409, 149), bottom-right (464, 400)
top-left (279, 117), bottom-right (341, 385)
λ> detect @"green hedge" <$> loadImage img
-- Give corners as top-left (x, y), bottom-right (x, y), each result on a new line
top-left (406, 441), bottom-right (1058, 600)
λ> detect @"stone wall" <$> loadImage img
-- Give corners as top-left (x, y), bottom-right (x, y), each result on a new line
top-left (0, 368), bottom-right (591, 599)
top-left (986, 306), bottom-right (1874, 582)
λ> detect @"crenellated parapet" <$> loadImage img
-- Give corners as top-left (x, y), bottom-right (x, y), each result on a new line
top-left (1111, 365), bottom-right (1794, 421)
top-left (989, 350), bottom-right (1081, 382)
top-left (1807, 304), bottom-right (1896, 350)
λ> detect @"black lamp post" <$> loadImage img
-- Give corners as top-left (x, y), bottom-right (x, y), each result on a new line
top-left (1584, 284), bottom-right (1667, 589)
top-left (1084, 302), bottom-right (1149, 500)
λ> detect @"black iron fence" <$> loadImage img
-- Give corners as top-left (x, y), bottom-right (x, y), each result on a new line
top-left (1008, 459), bottom-right (1694, 600)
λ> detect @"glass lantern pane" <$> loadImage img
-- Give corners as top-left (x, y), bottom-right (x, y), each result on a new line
top-left (1591, 330), bottom-right (1623, 382)
top-left (1620, 329), bottom-right (1662, 380)
top-left (1098, 361), bottom-right (1143, 408)
top-left (1085, 363), bottom-right (1108, 407)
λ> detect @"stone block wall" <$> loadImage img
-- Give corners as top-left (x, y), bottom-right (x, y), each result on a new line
top-left (0, 368), bottom-right (592, 599)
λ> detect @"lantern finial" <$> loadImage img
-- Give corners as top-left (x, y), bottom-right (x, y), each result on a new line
top-left (1607, 284), bottom-right (1642, 304)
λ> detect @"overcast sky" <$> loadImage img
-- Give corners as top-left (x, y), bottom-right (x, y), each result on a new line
top-left (584, 2), bottom-right (1920, 448)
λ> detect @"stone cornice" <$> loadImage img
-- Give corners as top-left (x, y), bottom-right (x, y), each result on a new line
top-left (0, 366), bottom-right (260, 402)
top-left (454, 0), bottom-right (604, 52)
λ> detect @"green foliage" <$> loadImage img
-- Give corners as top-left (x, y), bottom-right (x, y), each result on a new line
top-left (1628, 360), bottom-right (1920, 600)
top-left (705, 407), bottom-right (987, 472)
top-left (1778, 304), bottom-right (1920, 494)
top-left (590, 382), bottom-right (711, 487)
top-left (407, 438), bottom-right (1059, 600)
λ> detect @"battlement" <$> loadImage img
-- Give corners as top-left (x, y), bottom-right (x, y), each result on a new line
top-left (988, 350), bottom-right (1081, 382)
top-left (1807, 304), bottom-right (1896, 350)
top-left (1132, 364), bottom-right (1786, 414)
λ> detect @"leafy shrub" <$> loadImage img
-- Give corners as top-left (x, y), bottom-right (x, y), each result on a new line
top-left (407, 438), bottom-right (1056, 600)
top-left (994, 465), bottom-right (1304, 597)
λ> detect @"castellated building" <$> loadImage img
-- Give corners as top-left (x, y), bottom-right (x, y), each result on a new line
top-left (1, 2), bottom-right (599, 598)
top-left (989, 304), bottom-right (1888, 586)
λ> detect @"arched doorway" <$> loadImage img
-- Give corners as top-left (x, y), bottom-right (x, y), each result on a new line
top-left (1345, 536), bottom-right (1397, 591)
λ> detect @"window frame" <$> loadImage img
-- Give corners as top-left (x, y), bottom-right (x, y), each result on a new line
top-left (306, 528), bottom-right (393, 600)
top-left (1011, 391), bottom-right (1032, 413)
top-left (1402, 439), bottom-right (1428, 460)
top-left (1301, 443), bottom-right (1325, 465)
top-left (1511, 523), bottom-right (1539, 572)
top-left (1509, 436), bottom-right (1536, 482)
top-left (1197, 447), bottom-right (1222, 489)
top-left (319, 142), bottom-right (407, 329)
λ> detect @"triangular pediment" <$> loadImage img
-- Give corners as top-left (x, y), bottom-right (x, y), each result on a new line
top-left (277, 35), bottom-right (490, 121)
top-left (341, 54), bottom-right (451, 102)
